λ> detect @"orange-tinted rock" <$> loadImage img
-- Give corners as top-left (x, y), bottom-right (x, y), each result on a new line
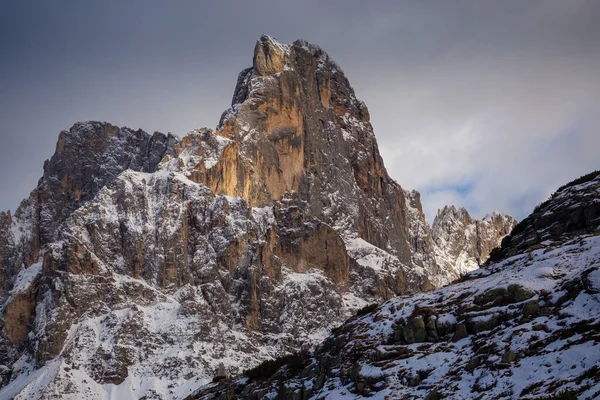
top-left (253, 35), bottom-right (288, 76)
top-left (3, 271), bottom-right (37, 346)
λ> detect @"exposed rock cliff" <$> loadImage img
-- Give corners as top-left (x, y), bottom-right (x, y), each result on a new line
top-left (0, 36), bottom-right (513, 399)
top-left (490, 170), bottom-right (600, 262)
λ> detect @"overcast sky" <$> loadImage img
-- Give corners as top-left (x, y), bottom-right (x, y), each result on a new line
top-left (1, 1), bottom-right (599, 222)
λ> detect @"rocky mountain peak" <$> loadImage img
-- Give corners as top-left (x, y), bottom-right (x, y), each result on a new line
top-left (9, 121), bottom-right (178, 270)
top-left (0, 36), bottom-right (517, 399)
top-left (174, 36), bottom-right (430, 291)
top-left (432, 205), bottom-right (517, 283)
top-left (433, 205), bottom-right (473, 229)
top-left (252, 35), bottom-right (289, 76)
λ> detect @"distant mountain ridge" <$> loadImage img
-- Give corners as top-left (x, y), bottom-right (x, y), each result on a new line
top-left (432, 206), bottom-right (516, 284)
top-left (190, 171), bottom-right (600, 399)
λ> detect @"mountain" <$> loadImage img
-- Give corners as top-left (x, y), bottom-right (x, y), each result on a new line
top-left (193, 171), bottom-right (600, 399)
top-left (0, 36), bottom-right (513, 399)
top-left (432, 206), bottom-right (517, 284)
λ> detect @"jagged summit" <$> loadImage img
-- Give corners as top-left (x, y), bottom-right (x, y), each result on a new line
top-left (176, 36), bottom-right (430, 293)
top-left (0, 36), bottom-right (515, 399)
top-left (252, 35), bottom-right (289, 76)
top-left (432, 205), bottom-right (517, 283)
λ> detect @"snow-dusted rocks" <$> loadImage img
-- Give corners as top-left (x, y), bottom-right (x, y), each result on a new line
top-left (401, 191), bottom-right (517, 288)
top-left (191, 173), bottom-right (600, 400)
top-left (432, 206), bottom-right (517, 285)
top-left (0, 36), bottom-right (516, 398)
top-left (492, 171), bottom-right (600, 261)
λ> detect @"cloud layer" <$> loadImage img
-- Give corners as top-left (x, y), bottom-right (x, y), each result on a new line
top-left (1, 1), bottom-right (598, 222)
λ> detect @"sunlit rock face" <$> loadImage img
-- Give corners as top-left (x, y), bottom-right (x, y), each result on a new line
top-left (0, 36), bottom-right (513, 399)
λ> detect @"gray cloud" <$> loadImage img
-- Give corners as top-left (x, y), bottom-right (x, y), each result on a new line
top-left (1, 1), bottom-right (599, 222)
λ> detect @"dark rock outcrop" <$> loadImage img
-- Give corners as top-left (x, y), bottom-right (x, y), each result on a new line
top-left (489, 171), bottom-right (600, 262)
top-left (432, 206), bottom-right (517, 284)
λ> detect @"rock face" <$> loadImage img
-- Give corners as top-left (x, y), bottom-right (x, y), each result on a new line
top-left (191, 171), bottom-right (600, 400)
top-left (0, 36), bottom-right (513, 399)
top-left (432, 206), bottom-right (517, 284)
top-left (206, 35), bottom-right (436, 291)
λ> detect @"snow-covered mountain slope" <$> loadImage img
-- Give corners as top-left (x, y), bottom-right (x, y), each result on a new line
top-left (190, 172), bottom-right (600, 399)
top-left (0, 36), bottom-right (515, 399)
